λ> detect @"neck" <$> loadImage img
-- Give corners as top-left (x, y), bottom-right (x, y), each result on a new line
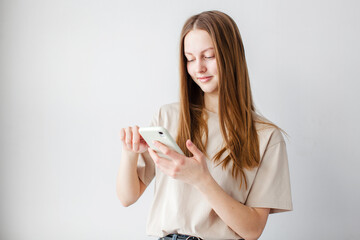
top-left (204, 92), bottom-right (218, 113)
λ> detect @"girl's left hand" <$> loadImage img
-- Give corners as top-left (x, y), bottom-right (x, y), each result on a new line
top-left (148, 139), bottom-right (211, 188)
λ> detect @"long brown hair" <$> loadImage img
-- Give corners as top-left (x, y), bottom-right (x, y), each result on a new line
top-left (176, 10), bottom-right (281, 189)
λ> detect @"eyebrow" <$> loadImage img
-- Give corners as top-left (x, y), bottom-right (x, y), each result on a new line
top-left (184, 47), bottom-right (214, 55)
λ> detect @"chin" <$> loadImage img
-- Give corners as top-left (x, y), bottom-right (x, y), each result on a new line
top-left (200, 86), bottom-right (218, 94)
top-left (202, 89), bottom-right (218, 94)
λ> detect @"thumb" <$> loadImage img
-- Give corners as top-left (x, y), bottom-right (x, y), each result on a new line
top-left (186, 139), bottom-right (204, 161)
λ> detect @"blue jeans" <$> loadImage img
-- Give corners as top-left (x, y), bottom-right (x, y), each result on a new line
top-left (158, 234), bottom-right (244, 240)
top-left (158, 234), bottom-right (201, 240)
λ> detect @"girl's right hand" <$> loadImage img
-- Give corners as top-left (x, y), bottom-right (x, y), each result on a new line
top-left (120, 125), bottom-right (149, 154)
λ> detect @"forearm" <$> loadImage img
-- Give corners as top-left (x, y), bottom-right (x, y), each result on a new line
top-left (116, 150), bottom-right (143, 207)
top-left (196, 176), bottom-right (269, 240)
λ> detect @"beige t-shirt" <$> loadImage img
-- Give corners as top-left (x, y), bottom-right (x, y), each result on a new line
top-left (137, 102), bottom-right (292, 240)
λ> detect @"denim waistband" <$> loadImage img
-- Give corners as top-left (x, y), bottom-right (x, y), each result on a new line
top-left (159, 234), bottom-right (202, 240)
top-left (158, 234), bottom-right (244, 240)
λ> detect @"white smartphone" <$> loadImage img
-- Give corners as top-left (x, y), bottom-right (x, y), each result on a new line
top-left (139, 126), bottom-right (184, 159)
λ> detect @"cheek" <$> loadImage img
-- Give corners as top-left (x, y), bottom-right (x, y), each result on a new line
top-left (187, 64), bottom-right (194, 77)
top-left (209, 60), bottom-right (218, 74)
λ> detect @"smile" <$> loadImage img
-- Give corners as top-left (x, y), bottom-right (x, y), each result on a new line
top-left (197, 76), bottom-right (212, 83)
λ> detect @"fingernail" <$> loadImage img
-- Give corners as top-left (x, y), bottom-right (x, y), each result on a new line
top-left (187, 139), bottom-right (192, 146)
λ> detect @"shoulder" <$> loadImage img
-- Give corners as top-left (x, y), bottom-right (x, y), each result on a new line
top-left (253, 112), bottom-right (286, 153)
top-left (159, 102), bottom-right (180, 114)
top-left (153, 102), bottom-right (180, 126)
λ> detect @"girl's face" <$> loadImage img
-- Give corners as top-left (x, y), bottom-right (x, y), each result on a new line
top-left (184, 29), bottom-right (219, 95)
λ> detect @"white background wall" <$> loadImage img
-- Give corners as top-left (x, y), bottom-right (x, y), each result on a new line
top-left (1, 0), bottom-right (359, 239)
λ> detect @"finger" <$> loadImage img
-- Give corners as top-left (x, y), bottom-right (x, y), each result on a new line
top-left (153, 140), bottom-right (184, 162)
top-left (120, 128), bottom-right (128, 149)
top-left (120, 128), bottom-right (125, 141)
top-left (186, 139), bottom-right (204, 161)
top-left (148, 148), bottom-right (173, 170)
top-left (139, 130), bottom-right (148, 146)
top-left (140, 135), bottom-right (149, 147)
top-left (132, 125), bottom-right (140, 152)
top-left (125, 127), bottom-right (132, 149)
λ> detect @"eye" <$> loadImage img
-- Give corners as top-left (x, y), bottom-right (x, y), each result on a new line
top-left (187, 59), bottom-right (195, 62)
top-left (205, 56), bottom-right (214, 59)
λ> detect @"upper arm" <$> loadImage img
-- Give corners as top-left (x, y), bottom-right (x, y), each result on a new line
top-left (245, 139), bottom-right (293, 213)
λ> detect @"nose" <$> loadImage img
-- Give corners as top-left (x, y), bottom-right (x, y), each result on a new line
top-left (195, 59), bottom-right (206, 73)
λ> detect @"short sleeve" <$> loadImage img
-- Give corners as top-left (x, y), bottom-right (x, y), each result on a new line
top-left (245, 136), bottom-right (293, 213)
top-left (137, 108), bottom-right (160, 186)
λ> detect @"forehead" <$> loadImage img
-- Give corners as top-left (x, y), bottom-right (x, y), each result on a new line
top-left (184, 29), bottom-right (214, 54)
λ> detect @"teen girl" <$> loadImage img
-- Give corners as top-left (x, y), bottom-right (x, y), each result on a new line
top-left (117, 10), bottom-right (292, 240)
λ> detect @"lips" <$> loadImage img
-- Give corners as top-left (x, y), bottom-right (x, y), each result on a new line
top-left (197, 76), bottom-right (212, 83)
